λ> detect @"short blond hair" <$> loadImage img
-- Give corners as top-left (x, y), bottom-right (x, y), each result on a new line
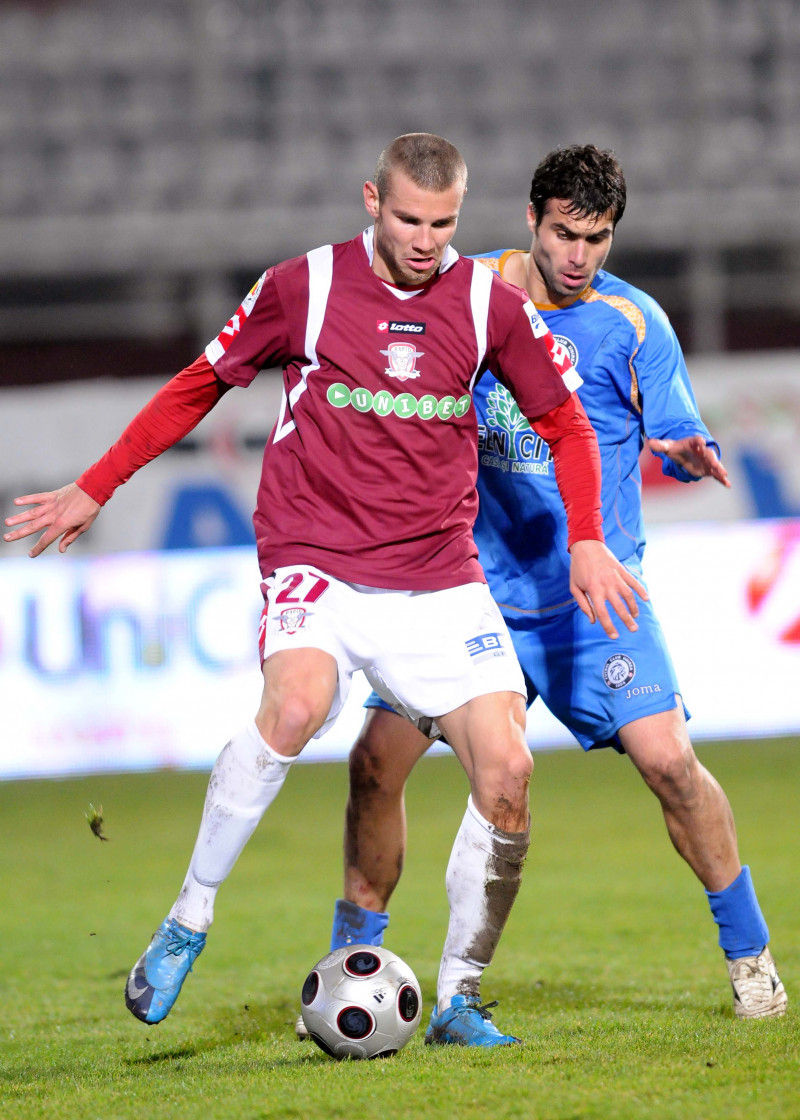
top-left (373, 133), bottom-right (467, 201)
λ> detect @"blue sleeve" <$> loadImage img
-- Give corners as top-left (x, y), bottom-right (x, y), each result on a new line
top-left (635, 298), bottom-right (719, 483)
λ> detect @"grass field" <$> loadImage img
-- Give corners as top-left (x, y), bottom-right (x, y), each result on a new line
top-left (1, 737), bottom-right (798, 1120)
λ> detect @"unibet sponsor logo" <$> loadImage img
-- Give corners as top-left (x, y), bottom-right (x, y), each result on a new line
top-left (327, 383), bottom-right (471, 421)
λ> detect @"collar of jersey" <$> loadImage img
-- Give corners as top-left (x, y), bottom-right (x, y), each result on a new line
top-left (495, 248), bottom-right (592, 310)
top-left (362, 227), bottom-right (459, 300)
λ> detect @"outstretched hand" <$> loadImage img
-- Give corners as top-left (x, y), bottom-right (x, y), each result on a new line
top-left (646, 435), bottom-right (731, 487)
top-left (3, 483), bottom-right (101, 557)
top-left (569, 539), bottom-right (649, 639)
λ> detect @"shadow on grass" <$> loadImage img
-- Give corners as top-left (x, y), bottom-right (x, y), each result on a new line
top-left (128, 1046), bottom-right (198, 1066)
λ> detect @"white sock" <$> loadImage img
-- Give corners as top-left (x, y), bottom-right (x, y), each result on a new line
top-left (169, 721), bottom-right (294, 932)
top-left (437, 796), bottom-right (530, 1007)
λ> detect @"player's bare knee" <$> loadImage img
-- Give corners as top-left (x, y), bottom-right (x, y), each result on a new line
top-left (258, 693), bottom-right (323, 754)
top-left (475, 751), bottom-right (532, 831)
top-left (484, 787), bottom-right (530, 833)
top-left (644, 742), bottom-right (699, 807)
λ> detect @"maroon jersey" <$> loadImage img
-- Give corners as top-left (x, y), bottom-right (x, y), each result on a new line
top-left (205, 230), bottom-right (582, 590)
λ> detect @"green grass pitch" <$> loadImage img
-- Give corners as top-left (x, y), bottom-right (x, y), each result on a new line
top-left (1, 737), bottom-right (798, 1120)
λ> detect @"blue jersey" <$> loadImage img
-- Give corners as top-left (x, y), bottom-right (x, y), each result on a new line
top-left (472, 251), bottom-right (716, 613)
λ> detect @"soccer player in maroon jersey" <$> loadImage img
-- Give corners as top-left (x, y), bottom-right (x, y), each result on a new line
top-left (315, 145), bottom-right (786, 1037)
top-left (4, 134), bottom-right (645, 1042)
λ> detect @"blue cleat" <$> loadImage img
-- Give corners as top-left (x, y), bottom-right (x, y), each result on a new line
top-left (424, 995), bottom-right (522, 1047)
top-left (125, 917), bottom-right (207, 1024)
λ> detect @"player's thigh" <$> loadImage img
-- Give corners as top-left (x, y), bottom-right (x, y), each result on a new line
top-left (368, 582), bottom-right (525, 720)
top-left (508, 599), bottom-right (686, 751)
top-left (259, 565), bottom-right (360, 739)
top-left (617, 703), bottom-right (696, 786)
top-left (256, 647), bottom-right (339, 754)
top-left (437, 690), bottom-right (531, 820)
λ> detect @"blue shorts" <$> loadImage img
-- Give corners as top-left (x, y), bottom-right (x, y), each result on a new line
top-left (365, 591), bottom-right (689, 752)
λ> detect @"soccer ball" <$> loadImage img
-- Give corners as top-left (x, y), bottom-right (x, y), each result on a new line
top-left (300, 945), bottom-right (422, 1060)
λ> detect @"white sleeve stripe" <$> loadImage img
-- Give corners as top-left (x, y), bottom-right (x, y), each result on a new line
top-left (468, 260), bottom-right (492, 393)
top-left (205, 338), bottom-right (225, 366)
top-left (274, 243), bottom-right (334, 444)
top-left (563, 367), bottom-right (583, 393)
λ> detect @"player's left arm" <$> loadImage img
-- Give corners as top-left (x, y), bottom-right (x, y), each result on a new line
top-left (637, 301), bottom-right (730, 487)
top-left (645, 434), bottom-right (730, 486)
top-left (489, 285), bottom-right (647, 637)
top-left (533, 392), bottom-right (648, 640)
top-left (4, 355), bottom-right (230, 556)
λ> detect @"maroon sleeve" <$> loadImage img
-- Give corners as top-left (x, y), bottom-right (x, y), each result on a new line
top-left (76, 355), bottom-right (230, 505)
top-left (205, 263), bottom-right (295, 387)
top-left (533, 393), bottom-right (604, 548)
top-left (488, 282), bottom-right (575, 420)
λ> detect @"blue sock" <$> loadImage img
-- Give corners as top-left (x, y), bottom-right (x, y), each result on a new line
top-left (705, 865), bottom-right (769, 959)
top-left (329, 899), bottom-right (389, 951)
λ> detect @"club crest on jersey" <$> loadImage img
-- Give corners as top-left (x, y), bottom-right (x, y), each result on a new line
top-left (602, 653), bottom-right (635, 690)
top-left (279, 607), bottom-right (307, 634)
top-left (552, 334), bottom-right (579, 370)
top-left (380, 341), bottom-right (424, 381)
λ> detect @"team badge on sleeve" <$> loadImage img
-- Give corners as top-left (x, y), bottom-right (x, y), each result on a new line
top-left (552, 334), bottom-right (579, 370)
top-left (206, 272), bottom-right (266, 362)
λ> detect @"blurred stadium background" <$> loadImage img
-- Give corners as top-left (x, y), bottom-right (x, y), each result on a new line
top-left (1, 0), bottom-right (799, 778)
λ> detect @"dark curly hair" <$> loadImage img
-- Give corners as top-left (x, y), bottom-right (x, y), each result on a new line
top-left (529, 145), bottom-right (626, 227)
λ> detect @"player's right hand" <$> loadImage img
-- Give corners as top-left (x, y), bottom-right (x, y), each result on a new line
top-left (3, 483), bottom-right (101, 557)
top-left (568, 539), bottom-right (648, 639)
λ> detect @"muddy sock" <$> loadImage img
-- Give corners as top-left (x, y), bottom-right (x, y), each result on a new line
top-left (436, 796), bottom-right (529, 1007)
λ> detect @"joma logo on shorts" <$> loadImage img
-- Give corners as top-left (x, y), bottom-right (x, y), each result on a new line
top-left (625, 684), bottom-right (662, 699)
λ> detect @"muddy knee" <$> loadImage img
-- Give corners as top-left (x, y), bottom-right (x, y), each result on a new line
top-left (474, 746), bottom-right (532, 832)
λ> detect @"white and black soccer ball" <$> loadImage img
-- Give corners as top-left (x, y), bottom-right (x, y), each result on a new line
top-left (301, 945), bottom-right (422, 1060)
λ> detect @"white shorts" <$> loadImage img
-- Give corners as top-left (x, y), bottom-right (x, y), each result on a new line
top-left (258, 565), bottom-right (525, 737)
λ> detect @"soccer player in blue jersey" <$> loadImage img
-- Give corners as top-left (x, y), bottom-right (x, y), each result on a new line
top-left (306, 145), bottom-right (786, 1044)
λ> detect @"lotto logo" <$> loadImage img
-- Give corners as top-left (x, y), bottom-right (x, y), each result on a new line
top-left (465, 632), bottom-right (505, 658)
top-left (377, 320), bottom-right (426, 334)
